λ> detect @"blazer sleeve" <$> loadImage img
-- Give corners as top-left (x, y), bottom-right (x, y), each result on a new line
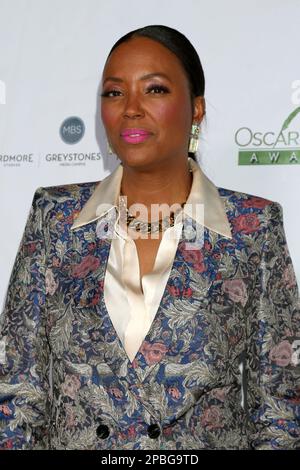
top-left (0, 188), bottom-right (50, 449)
top-left (246, 202), bottom-right (300, 449)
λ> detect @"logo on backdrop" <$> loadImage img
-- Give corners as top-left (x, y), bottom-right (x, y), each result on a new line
top-left (60, 116), bottom-right (85, 144)
top-left (44, 151), bottom-right (101, 166)
top-left (0, 153), bottom-right (34, 167)
top-left (236, 81), bottom-right (300, 165)
top-left (1, 113), bottom-right (103, 168)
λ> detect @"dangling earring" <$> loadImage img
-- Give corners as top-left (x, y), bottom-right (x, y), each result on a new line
top-left (107, 141), bottom-right (115, 155)
top-left (188, 123), bottom-right (200, 153)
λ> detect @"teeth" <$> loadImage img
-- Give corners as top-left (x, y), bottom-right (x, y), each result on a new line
top-left (130, 134), bottom-right (141, 137)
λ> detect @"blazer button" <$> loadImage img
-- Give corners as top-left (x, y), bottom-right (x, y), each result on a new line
top-left (96, 424), bottom-right (110, 439)
top-left (147, 423), bottom-right (161, 439)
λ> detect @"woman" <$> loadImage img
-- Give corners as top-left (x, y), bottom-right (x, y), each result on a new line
top-left (0, 25), bottom-right (299, 450)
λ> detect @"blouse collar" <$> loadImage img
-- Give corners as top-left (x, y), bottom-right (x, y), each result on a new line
top-left (71, 158), bottom-right (232, 239)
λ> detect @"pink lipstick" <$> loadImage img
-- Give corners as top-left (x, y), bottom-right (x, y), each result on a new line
top-left (120, 128), bottom-right (152, 144)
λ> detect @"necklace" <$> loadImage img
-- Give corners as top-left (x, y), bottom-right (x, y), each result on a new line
top-left (119, 196), bottom-right (186, 234)
top-left (126, 203), bottom-right (185, 233)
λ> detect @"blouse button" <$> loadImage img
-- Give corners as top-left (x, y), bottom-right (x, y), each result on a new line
top-left (96, 424), bottom-right (110, 439)
top-left (147, 423), bottom-right (161, 439)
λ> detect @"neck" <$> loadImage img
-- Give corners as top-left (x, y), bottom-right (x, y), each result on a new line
top-left (120, 157), bottom-right (193, 209)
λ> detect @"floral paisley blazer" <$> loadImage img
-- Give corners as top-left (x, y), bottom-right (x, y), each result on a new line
top-left (0, 179), bottom-right (299, 450)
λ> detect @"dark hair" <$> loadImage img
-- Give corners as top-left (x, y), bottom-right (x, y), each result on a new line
top-left (106, 25), bottom-right (205, 161)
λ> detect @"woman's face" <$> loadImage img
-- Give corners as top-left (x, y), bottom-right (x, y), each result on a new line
top-left (101, 36), bottom-right (204, 169)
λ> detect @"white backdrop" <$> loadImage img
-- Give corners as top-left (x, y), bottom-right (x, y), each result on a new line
top-left (1, 0), bottom-right (300, 309)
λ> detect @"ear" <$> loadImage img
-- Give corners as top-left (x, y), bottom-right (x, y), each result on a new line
top-left (192, 96), bottom-right (205, 123)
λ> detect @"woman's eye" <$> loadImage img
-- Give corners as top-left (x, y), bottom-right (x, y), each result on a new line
top-left (101, 90), bottom-right (122, 97)
top-left (147, 85), bottom-right (169, 94)
top-left (101, 84), bottom-right (169, 97)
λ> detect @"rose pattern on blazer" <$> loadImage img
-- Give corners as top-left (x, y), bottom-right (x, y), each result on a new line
top-left (0, 182), bottom-right (299, 450)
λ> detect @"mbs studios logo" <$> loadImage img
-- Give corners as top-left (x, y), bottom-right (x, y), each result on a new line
top-left (236, 81), bottom-right (300, 165)
top-left (60, 116), bottom-right (85, 144)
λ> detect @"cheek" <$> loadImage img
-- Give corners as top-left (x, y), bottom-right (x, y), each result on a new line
top-left (101, 103), bottom-right (118, 130)
top-left (153, 98), bottom-right (191, 131)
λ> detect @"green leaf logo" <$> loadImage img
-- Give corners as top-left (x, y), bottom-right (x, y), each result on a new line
top-left (280, 107), bottom-right (300, 132)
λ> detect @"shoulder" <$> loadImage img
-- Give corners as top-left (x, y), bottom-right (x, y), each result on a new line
top-left (29, 181), bottom-right (101, 228)
top-left (217, 186), bottom-right (277, 211)
top-left (36, 180), bottom-right (99, 201)
top-left (216, 186), bottom-right (283, 236)
top-left (31, 181), bottom-right (99, 209)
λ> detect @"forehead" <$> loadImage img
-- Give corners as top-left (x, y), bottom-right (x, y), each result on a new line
top-left (102, 36), bottom-right (187, 81)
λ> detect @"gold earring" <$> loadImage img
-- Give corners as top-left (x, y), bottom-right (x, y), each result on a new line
top-left (188, 123), bottom-right (200, 153)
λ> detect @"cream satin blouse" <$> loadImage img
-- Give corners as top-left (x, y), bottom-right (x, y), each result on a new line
top-left (71, 158), bottom-right (232, 362)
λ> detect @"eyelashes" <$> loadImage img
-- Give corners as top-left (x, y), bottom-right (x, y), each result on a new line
top-left (101, 84), bottom-right (170, 97)
top-left (147, 84), bottom-right (170, 94)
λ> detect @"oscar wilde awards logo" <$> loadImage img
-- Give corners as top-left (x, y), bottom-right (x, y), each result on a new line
top-left (236, 81), bottom-right (300, 165)
top-left (44, 116), bottom-right (101, 166)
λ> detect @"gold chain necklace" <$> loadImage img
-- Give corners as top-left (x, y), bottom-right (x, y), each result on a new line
top-left (119, 195), bottom-right (186, 234)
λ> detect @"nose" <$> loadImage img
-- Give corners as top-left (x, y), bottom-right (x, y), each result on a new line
top-left (123, 92), bottom-right (144, 119)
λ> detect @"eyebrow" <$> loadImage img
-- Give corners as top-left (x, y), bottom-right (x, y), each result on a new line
top-left (102, 72), bottom-right (172, 85)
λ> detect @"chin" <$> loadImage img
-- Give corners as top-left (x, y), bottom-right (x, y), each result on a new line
top-left (118, 150), bottom-right (158, 169)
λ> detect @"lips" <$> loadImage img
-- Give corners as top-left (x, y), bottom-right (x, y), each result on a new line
top-left (120, 128), bottom-right (152, 144)
top-left (121, 128), bottom-right (151, 136)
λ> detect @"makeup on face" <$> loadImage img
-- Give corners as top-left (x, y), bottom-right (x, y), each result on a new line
top-left (120, 128), bottom-right (153, 144)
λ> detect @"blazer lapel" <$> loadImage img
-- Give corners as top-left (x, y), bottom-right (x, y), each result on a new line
top-left (71, 219), bottom-right (143, 385)
top-left (126, 218), bottom-right (233, 383)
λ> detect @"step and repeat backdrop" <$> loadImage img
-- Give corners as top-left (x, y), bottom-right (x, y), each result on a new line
top-left (0, 0), bottom-right (299, 308)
